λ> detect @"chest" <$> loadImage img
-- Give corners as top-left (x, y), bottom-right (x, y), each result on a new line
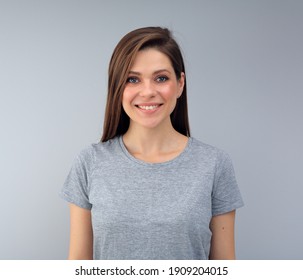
top-left (89, 165), bottom-right (214, 232)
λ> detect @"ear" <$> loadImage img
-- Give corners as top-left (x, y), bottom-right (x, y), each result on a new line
top-left (178, 72), bottom-right (185, 98)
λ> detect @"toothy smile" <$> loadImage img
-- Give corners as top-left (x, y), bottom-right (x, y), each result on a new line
top-left (136, 104), bottom-right (162, 110)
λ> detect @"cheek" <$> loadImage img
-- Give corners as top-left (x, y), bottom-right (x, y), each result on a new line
top-left (122, 89), bottom-right (134, 107)
top-left (161, 84), bottom-right (179, 99)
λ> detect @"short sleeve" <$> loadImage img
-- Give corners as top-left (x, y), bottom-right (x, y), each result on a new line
top-left (59, 147), bottom-right (94, 210)
top-left (212, 151), bottom-right (244, 216)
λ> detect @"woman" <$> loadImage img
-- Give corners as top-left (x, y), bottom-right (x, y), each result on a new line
top-left (60, 27), bottom-right (244, 260)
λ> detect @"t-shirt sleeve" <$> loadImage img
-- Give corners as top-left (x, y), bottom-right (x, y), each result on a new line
top-left (59, 146), bottom-right (93, 210)
top-left (212, 150), bottom-right (244, 216)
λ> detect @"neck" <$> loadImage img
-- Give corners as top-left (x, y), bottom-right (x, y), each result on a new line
top-left (122, 121), bottom-right (186, 156)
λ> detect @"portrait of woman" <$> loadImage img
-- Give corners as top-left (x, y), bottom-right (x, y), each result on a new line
top-left (2, 0), bottom-right (302, 265)
top-left (60, 26), bottom-right (244, 260)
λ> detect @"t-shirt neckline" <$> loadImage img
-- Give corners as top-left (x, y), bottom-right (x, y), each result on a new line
top-left (118, 135), bottom-right (193, 167)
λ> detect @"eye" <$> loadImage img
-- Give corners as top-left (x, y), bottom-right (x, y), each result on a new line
top-left (126, 77), bottom-right (139, 84)
top-left (156, 76), bottom-right (169, 83)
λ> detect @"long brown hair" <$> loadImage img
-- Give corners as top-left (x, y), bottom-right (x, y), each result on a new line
top-left (101, 27), bottom-right (190, 142)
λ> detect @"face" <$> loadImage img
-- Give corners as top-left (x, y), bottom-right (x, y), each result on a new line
top-left (122, 48), bottom-right (184, 131)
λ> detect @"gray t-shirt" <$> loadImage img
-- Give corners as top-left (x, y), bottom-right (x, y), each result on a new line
top-left (60, 136), bottom-right (244, 259)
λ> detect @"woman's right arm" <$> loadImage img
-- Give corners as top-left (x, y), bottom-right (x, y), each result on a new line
top-left (68, 203), bottom-right (93, 260)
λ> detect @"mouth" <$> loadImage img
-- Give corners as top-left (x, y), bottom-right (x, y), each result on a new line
top-left (135, 104), bottom-right (163, 111)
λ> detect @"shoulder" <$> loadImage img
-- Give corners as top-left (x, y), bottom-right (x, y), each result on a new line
top-left (189, 137), bottom-right (230, 164)
top-left (76, 137), bottom-right (120, 164)
top-left (191, 139), bottom-right (238, 187)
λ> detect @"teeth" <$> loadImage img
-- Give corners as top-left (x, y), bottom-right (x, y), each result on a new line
top-left (138, 105), bottom-right (159, 110)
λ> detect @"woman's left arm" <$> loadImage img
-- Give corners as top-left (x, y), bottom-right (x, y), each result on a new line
top-left (209, 210), bottom-right (236, 260)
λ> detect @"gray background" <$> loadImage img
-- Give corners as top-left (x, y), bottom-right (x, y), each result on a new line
top-left (1, 0), bottom-right (302, 259)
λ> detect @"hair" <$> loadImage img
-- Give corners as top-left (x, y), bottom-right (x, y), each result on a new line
top-left (101, 26), bottom-right (190, 142)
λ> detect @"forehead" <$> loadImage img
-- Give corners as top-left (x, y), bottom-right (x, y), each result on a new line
top-left (130, 48), bottom-right (173, 72)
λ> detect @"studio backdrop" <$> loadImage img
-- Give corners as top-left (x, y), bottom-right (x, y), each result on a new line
top-left (0, 0), bottom-right (302, 259)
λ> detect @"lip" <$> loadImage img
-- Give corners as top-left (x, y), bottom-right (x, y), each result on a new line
top-left (135, 103), bottom-right (163, 113)
top-left (135, 103), bottom-right (163, 106)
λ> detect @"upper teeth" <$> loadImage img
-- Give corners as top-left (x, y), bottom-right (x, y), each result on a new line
top-left (138, 105), bottom-right (159, 110)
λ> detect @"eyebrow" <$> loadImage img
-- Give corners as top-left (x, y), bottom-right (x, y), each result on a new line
top-left (128, 69), bottom-right (172, 75)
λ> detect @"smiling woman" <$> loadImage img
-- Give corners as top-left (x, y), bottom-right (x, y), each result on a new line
top-left (102, 26), bottom-right (190, 142)
top-left (60, 27), bottom-right (244, 260)
top-left (122, 49), bottom-right (185, 133)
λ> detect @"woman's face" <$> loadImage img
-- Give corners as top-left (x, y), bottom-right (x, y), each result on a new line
top-left (122, 48), bottom-right (184, 131)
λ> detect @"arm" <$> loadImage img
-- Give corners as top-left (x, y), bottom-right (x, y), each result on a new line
top-left (209, 210), bottom-right (236, 260)
top-left (68, 203), bottom-right (93, 260)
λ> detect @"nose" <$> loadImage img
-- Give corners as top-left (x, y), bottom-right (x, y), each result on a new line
top-left (139, 80), bottom-right (156, 97)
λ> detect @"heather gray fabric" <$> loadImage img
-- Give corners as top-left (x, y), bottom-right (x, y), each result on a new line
top-left (60, 136), bottom-right (244, 259)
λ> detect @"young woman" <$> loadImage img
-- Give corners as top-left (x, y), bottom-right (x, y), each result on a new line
top-left (60, 27), bottom-right (244, 260)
